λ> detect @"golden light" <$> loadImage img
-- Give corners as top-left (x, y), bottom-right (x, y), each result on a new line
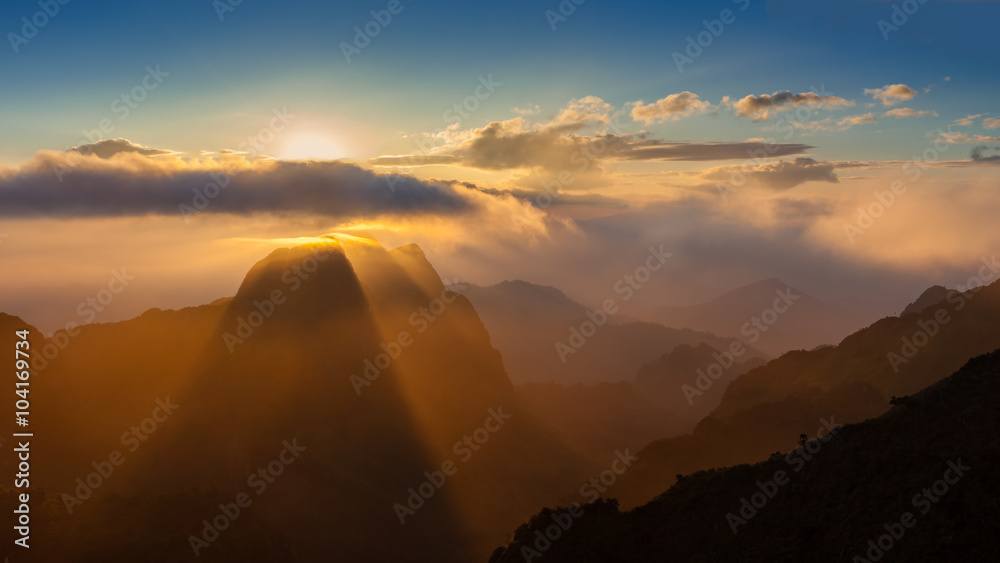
top-left (276, 132), bottom-right (345, 161)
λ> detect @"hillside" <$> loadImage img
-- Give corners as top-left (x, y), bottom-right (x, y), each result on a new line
top-left (607, 279), bottom-right (1000, 507)
top-left (490, 349), bottom-right (1000, 562)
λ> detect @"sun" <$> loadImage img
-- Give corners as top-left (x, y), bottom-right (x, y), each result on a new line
top-left (277, 133), bottom-right (345, 160)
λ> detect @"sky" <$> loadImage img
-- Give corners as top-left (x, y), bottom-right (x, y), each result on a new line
top-left (1, 0), bottom-right (999, 333)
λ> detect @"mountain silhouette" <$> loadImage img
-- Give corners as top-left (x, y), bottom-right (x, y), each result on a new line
top-left (490, 348), bottom-right (1000, 562)
top-left (605, 279), bottom-right (1000, 507)
top-left (900, 285), bottom-right (950, 317)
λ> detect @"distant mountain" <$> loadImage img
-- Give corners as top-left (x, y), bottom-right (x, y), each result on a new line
top-left (606, 280), bottom-right (1000, 507)
top-left (650, 278), bottom-right (870, 357)
top-left (489, 349), bottom-right (1000, 562)
top-left (634, 343), bottom-right (766, 426)
top-left (463, 280), bottom-right (590, 325)
top-left (465, 280), bottom-right (764, 385)
top-left (515, 381), bottom-right (687, 468)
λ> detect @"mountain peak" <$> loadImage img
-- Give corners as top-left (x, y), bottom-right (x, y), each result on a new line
top-left (901, 284), bottom-right (950, 317)
top-left (228, 239), bottom-right (369, 326)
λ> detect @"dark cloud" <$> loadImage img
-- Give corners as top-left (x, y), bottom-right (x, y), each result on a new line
top-left (69, 138), bottom-right (177, 159)
top-left (694, 157), bottom-right (839, 191)
top-left (744, 157), bottom-right (838, 190)
top-left (371, 121), bottom-right (814, 171)
top-left (970, 145), bottom-right (1000, 164)
top-left (732, 91), bottom-right (853, 121)
top-left (476, 186), bottom-right (629, 209)
top-left (613, 138), bottom-right (814, 162)
top-left (0, 151), bottom-right (479, 219)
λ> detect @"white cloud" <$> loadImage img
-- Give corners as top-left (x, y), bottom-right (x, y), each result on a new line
top-left (864, 84), bottom-right (917, 107)
top-left (629, 92), bottom-right (711, 124)
top-left (882, 108), bottom-right (937, 119)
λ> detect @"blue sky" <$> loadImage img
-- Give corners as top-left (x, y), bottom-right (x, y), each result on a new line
top-left (2, 0), bottom-right (998, 163)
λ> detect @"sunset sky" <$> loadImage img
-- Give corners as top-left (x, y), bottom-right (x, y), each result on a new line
top-left (2, 0), bottom-right (999, 333)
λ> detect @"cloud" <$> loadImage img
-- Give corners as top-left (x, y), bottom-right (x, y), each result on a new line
top-left (511, 104), bottom-right (541, 115)
top-left (371, 118), bottom-right (814, 171)
top-left (983, 117), bottom-right (1000, 129)
top-left (837, 113), bottom-right (878, 127)
top-left (730, 90), bottom-right (853, 121)
top-left (936, 131), bottom-right (1000, 144)
top-left (70, 138), bottom-right (178, 159)
top-left (955, 114), bottom-right (983, 126)
top-left (765, 113), bottom-right (876, 134)
top-left (970, 145), bottom-right (1000, 164)
top-left (615, 139), bottom-right (813, 162)
top-left (864, 84), bottom-right (917, 106)
top-left (923, 76), bottom-right (951, 94)
top-left (695, 157), bottom-right (839, 191)
top-left (551, 96), bottom-right (614, 125)
top-left (0, 146), bottom-right (495, 220)
top-left (882, 108), bottom-right (937, 118)
top-left (630, 92), bottom-right (711, 124)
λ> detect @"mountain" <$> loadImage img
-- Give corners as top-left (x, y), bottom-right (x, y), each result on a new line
top-left (515, 381), bottom-right (686, 468)
top-left (606, 279), bottom-right (1000, 507)
top-left (12, 239), bottom-right (595, 562)
top-left (901, 285), bottom-right (949, 317)
top-left (489, 349), bottom-right (1000, 562)
top-left (464, 280), bottom-right (764, 384)
top-left (650, 278), bottom-right (870, 357)
top-left (633, 343), bottom-right (766, 426)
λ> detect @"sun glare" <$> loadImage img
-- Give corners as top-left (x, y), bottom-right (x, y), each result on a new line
top-left (277, 133), bottom-right (345, 160)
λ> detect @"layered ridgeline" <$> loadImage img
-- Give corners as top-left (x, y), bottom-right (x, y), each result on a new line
top-left (463, 280), bottom-right (765, 385)
top-left (2, 238), bottom-right (592, 562)
top-left (489, 350), bottom-right (1000, 562)
top-left (650, 278), bottom-right (876, 358)
top-left (633, 343), bottom-right (766, 427)
top-left (603, 279), bottom-right (1000, 508)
